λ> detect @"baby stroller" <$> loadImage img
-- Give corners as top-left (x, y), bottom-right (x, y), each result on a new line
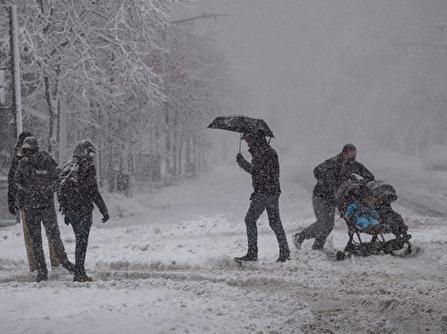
top-left (334, 180), bottom-right (412, 261)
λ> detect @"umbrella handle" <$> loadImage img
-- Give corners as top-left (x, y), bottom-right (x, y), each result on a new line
top-left (239, 134), bottom-right (242, 153)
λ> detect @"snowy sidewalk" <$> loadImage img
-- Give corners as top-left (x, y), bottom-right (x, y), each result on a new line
top-left (0, 164), bottom-right (446, 333)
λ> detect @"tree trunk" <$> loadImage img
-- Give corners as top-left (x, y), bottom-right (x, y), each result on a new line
top-left (164, 103), bottom-right (171, 179)
top-left (44, 76), bottom-right (56, 153)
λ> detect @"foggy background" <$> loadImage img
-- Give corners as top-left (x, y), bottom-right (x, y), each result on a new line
top-left (174, 0), bottom-right (447, 160)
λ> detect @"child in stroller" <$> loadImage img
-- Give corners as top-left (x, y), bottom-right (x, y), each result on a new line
top-left (345, 191), bottom-right (381, 234)
top-left (335, 180), bottom-right (412, 260)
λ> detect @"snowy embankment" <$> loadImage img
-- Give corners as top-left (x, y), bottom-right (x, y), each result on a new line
top-left (0, 153), bottom-right (446, 334)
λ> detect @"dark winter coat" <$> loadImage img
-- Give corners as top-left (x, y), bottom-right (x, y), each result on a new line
top-left (237, 142), bottom-right (281, 195)
top-left (58, 141), bottom-right (108, 219)
top-left (14, 150), bottom-right (59, 209)
top-left (7, 154), bottom-right (22, 213)
top-left (313, 154), bottom-right (374, 201)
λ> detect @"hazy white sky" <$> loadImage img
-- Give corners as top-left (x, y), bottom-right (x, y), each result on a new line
top-left (173, 1), bottom-right (447, 154)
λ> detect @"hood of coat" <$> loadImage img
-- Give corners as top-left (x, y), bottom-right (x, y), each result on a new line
top-left (248, 139), bottom-right (270, 156)
top-left (73, 139), bottom-right (95, 159)
top-left (21, 136), bottom-right (40, 157)
top-left (73, 140), bottom-right (96, 171)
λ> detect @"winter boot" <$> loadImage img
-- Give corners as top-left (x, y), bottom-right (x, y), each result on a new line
top-left (234, 253), bottom-right (258, 263)
top-left (293, 232), bottom-right (305, 249)
top-left (311, 238), bottom-right (326, 250)
top-left (73, 273), bottom-right (93, 282)
top-left (277, 251), bottom-right (291, 263)
top-left (35, 271), bottom-right (48, 282)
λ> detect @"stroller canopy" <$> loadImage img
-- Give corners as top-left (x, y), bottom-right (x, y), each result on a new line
top-left (367, 180), bottom-right (398, 204)
top-left (335, 180), bottom-right (370, 209)
top-left (335, 180), bottom-right (398, 210)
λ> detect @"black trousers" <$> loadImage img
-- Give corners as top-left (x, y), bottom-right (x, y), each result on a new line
top-left (24, 205), bottom-right (69, 275)
top-left (244, 193), bottom-right (289, 255)
top-left (67, 214), bottom-right (92, 276)
top-left (301, 194), bottom-right (336, 249)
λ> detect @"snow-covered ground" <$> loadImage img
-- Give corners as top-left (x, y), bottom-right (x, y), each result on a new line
top-left (1, 151), bottom-right (446, 334)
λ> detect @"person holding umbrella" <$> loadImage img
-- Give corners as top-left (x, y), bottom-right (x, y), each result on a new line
top-left (235, 131), bottom-right (290, 263)
top-left (208, 115), bottom-right (290, 263)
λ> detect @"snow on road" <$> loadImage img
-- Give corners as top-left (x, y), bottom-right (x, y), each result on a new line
top-left (0, 157), bottom-right (446, 334)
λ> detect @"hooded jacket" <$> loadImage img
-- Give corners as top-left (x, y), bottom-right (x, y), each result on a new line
top-left (14, 138), bottom-right (59, 209)
top-left (237, 139), bottom-right (281, 195)
top-left (313, 153), bottom-right (374, 201)
top-left (7, 132), bottom-right (34, 212)
top-left (58, 140), bottom-right (108, 218)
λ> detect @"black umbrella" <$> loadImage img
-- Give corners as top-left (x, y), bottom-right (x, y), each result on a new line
top-left (208, 115), bottom-right (275, 152)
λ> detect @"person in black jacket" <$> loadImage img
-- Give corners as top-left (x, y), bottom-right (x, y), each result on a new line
top-left (59, 140), bottom-right (109, 282)
top-left (14, 136), bottom-right (74, 281)
top-left (235, 131), bottom-right (290, 263)
top-left (293, 144), bottom-right (374, 250)
top-left (8, 132), bottom-right (33, 216)
top-left (9, 132), bottom-right (73, 274)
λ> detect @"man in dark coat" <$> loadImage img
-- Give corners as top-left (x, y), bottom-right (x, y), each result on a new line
top-left (235, 131), bottom-right (290, 263)
top-left (14, 137), bottom-right (73, 281)
top-left (9, 132), bottom-right (73, 274)
top-left (293, 144), bottom-right (375, 250)
top-left (59, 139), bottom-right (109, 282)
top-left (8, 132), bottom-right (33, 216)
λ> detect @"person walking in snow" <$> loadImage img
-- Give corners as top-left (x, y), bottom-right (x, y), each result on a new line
top-left (293, 143), bottom-right (374, 250)
top-left (14, 136), bottom-right (74, 281)
top-left (235, 131), bottom-right (290, 263)
top-left (58, 140), bottom-right (109, 282)
top-left (9, 132), bottom-right (74, 274)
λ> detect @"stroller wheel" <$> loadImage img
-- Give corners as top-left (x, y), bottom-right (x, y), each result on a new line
top-left (336, 251), bottom-right (345, 261)
top-left (393, 241), bottom-right (412, 257)
top-left (384, 241), bottom-right (395, 255)
top-left (360, 244), bottom-right (369, 257)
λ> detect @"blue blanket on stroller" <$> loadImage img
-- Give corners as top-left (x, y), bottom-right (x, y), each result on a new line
top-left (345, 202), bottom-right (380, 231)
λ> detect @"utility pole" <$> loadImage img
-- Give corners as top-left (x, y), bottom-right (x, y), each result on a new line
top-left (8, 5), bottom-right (22, 136)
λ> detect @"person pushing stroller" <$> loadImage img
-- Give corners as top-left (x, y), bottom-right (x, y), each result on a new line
top-left (293, 144), bottom-right (375, 250)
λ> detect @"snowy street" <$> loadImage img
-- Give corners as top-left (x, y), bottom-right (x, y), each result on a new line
top-left (1, 1), bottom-right (447, 333)
top-left (1, 155), bottom-right (446, 334)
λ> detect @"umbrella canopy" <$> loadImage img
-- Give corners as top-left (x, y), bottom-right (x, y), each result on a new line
top-left (208, 115), bottom-right (275, 138)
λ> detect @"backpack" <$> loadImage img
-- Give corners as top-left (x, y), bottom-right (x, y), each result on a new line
top-left (58, 161), bottom-right (83, 212)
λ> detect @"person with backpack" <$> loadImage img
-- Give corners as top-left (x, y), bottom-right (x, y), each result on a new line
top-left (9, 132), bottom-right (74, 273)
top-left (14, 136), bottom-right (74, 281)
top-left (58, 139), bottom-right (109, 282)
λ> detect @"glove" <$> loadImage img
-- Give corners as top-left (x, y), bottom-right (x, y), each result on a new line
top-left (236, 153), bottom-right (244, 164)
top-left (8, 204), bottom-right (16, 216)
top-left (102, 212), bottom-right (110, 223)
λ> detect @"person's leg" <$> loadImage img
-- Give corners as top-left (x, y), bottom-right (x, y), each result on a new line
top-left (71, 215), bottom-right (92, 280)
top-left (42, 202), bottom-right (73, 271)
top-left (20, 210), bottom-right (37, 272)
top-left (25, 209), bottom-right (47, 280)
top-left (265, 195), bottom-right (290, 259)
top-left (311, 197), bottom-right (335, 250)
top-left (295, 195), bottom-right (335, 249)
top-left (242, 194), bottom-right (266, 258)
